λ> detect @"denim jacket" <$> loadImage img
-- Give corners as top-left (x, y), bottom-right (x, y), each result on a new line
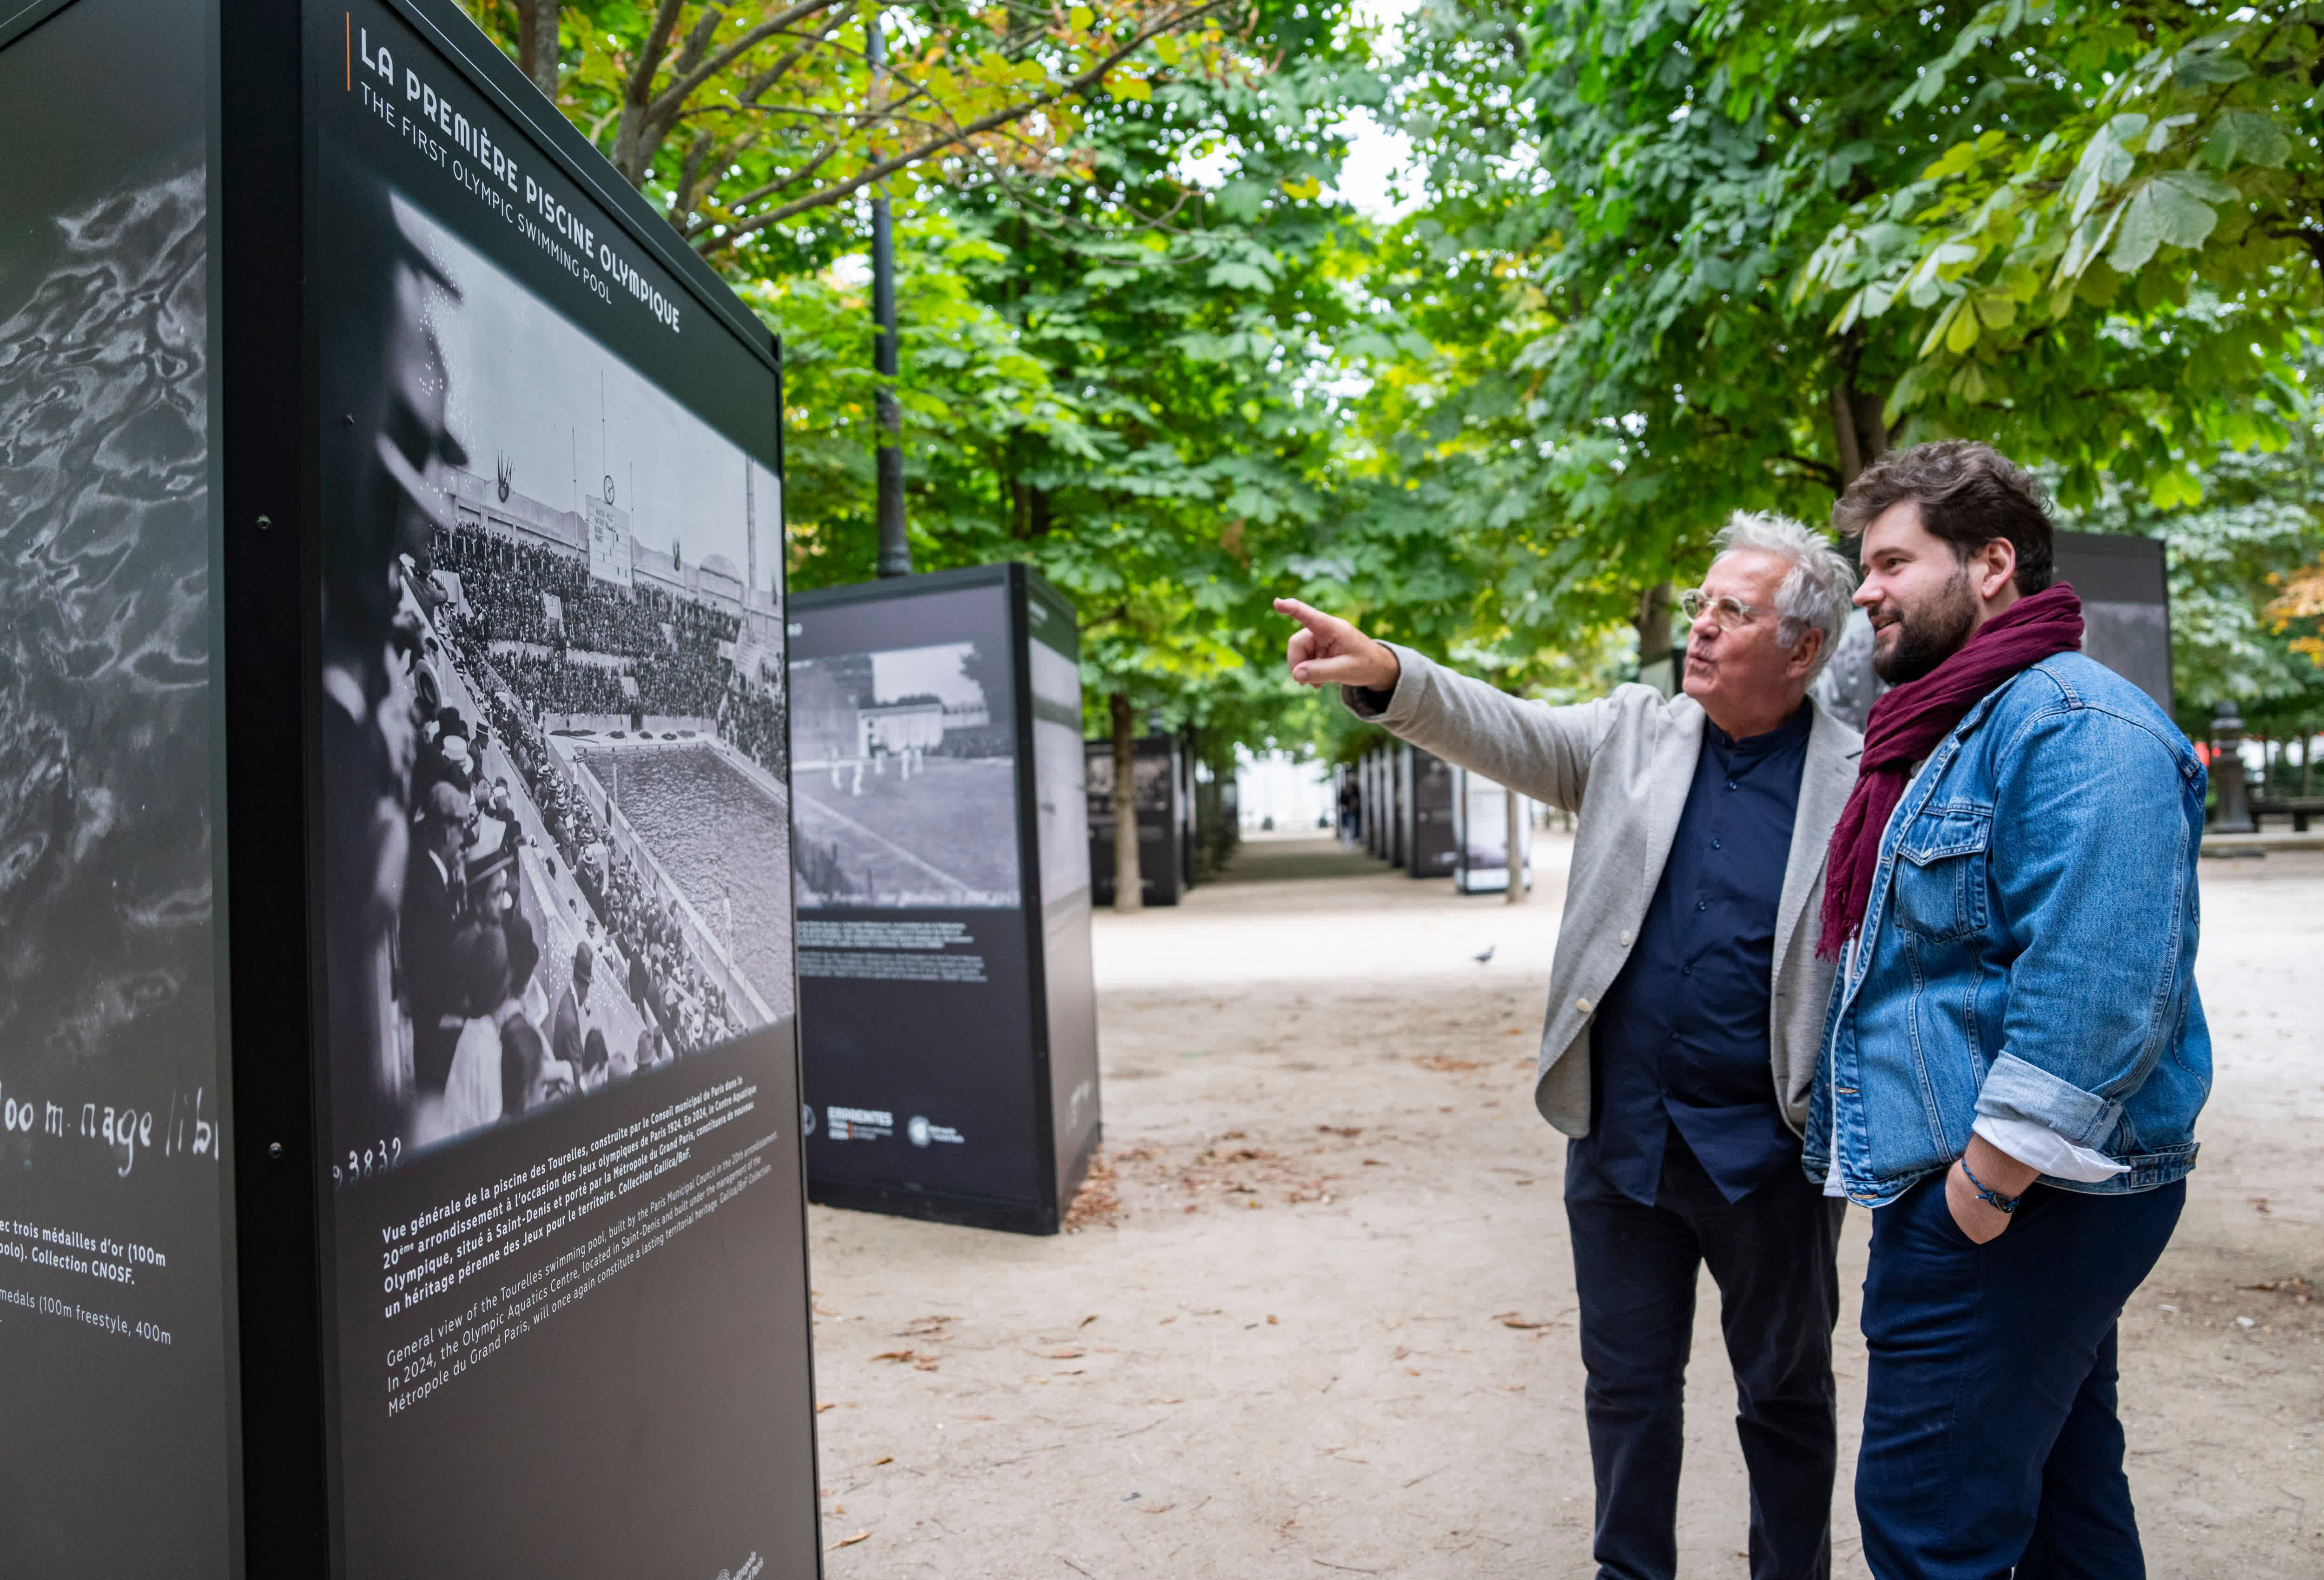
top-left (1805, 653), bottom-right (2211, 1205)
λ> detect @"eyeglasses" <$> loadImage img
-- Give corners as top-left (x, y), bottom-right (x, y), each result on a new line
top-left (1678, 588), bottom-right (1762, 630)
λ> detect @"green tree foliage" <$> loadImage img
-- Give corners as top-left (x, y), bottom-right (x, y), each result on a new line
top-left (763, 0), bottom-right (1376, 740)
top-left (1323, 0), bottom-right (2323, 733)
top-left (1792, 0), bottom-right (2317, 505)
top-left (1323, 0), bottom-right (2053, 695)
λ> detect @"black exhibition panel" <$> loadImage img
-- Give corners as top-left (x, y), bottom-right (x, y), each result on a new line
top-left (0, 0), bottom-right (823, 1572)
top-left (2053, 531), bottom-right (2172, 713)
top-left (1368, 749), bottom-right (1383, 857)
top-left (1389, 746), bottom-right (1408, 867)
top-left (1088, 733), bottom-right (1190, 906)
top-left (1390, 744), bottom-right (1454, 877)
top-left (1176, 729), bottom-right (1200, 888)
top-left (790, 564), bottom-right (1100, 1235)
top-left (1452, 769), bottom-right (1532, 895)
top-left (0, 0), bottom-right (236, 1570)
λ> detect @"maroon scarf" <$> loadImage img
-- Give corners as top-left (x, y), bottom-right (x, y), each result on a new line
top-left (1816, 582), bottom-right (2085, 958)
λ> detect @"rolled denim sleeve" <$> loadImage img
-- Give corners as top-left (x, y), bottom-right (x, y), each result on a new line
top-left (1974, 1054), bottom-right (2123, 1150)
top-left (1980, 706), bottom-right (2201, 1146)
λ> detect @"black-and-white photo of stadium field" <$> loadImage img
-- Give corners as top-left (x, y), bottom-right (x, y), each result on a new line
top-left (790, 589), bottom-right (1020, 909)
top-left (318, 178), bottom-right (790, 1164)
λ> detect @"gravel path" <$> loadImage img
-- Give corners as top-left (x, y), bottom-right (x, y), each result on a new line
top-left (805, 835), bottom-right (2324, 1577)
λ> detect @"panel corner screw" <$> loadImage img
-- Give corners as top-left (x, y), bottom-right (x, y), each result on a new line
top-left (256, 515), bottom-right (271, 532)
top-left (268, 1141), bottom-right (284, 1160)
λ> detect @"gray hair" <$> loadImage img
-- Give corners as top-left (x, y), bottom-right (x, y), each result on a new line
top-left (1710, 510), bottom-right (1855, 676)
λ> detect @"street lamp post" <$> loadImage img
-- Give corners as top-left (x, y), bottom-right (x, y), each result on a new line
top-left (868, 11), bottom-right (908, 579)
top-left (2210, 699), bottom-right (2257, 833)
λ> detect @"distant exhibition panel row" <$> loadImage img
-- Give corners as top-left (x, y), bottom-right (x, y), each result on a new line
top-left (0, 0), bottom-right (820, 1573)
top-left (1353, 741), bottom-right (1458, 878)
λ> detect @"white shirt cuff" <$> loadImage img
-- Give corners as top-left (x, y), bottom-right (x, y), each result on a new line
top-left (1971, 1115), bottom-right (2129, 1183)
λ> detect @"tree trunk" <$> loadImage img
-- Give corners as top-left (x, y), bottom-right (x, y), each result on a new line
top-left (1635, 581), bottom-right (1675, 695)
top-left (1503, 782), bottom-right (1526, 906)
top-left (1109, 693), bottom-right (1142, 913)
top-left (516, 0), bottom-right (559, 99)
top-left (1829, 330), bottom-right (1891, 490)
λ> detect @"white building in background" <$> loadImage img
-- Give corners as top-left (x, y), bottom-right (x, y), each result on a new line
top-left (1235, 747), bottom-right (1333, 832)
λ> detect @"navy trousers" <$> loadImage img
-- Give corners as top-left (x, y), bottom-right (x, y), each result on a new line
top-left (1856, 1171), bottom-right (2185, 1580)
top-left (1566, 1133), bottom-right (1847, 1580)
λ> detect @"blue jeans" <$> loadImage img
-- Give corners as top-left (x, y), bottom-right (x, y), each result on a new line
top-left (1856, 1171), bottom-right (2185, 1579)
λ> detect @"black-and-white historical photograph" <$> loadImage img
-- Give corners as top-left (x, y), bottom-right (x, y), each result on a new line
top-left (790, 626), bottom-right (1020, 908)
top-left (0, 156), bottom-right (216, 1191)
top-left (318, 173), bottom-right (789, 1170)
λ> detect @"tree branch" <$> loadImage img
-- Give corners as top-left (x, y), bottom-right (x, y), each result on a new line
top-left (651, 0), bottom-right (852, 121)
top-left (702, 0), bottom-right (1237, 248)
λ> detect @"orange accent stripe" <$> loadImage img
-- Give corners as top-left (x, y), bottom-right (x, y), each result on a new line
top-left (344, 13), bottom-right (351, 91)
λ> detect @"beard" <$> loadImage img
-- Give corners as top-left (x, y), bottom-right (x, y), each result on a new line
top-left (1871, 566), bottom-right (1979, 684)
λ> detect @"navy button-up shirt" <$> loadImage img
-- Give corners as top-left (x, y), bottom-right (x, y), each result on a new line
top-left (1578, 701), bottom-right (1812, 1206)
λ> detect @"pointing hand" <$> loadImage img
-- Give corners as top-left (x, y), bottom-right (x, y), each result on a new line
top-left (1275, 598), bottom-right (1400, 692)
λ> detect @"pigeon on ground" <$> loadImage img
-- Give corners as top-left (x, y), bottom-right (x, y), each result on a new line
top-left (1473, 945), bottom-right (1495, 964)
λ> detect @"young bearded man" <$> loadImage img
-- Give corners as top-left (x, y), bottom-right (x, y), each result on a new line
top-left (1809, 441), bottom-right (2211, 1578)
top-left (1279, 513), bottom-right (1861, 1580)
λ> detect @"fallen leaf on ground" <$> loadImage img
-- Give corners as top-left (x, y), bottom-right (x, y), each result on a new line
top-left (826, 1529), bottom-right (870, 1551)
top-left (1064, 1150), bottom-right (1123, 1230)
top-left (1318, 1125), bottom-right (1363, 1137)
top-left (1042, 1347), bottom-right (1085, 1360)
top-left (1495, 1312), bottom-right (1552, 1330)
top-left (1415, 1055), bottom-right (1483, 1073)
top-left (872, 1456), bottom-right (893, 1466)
top-left (870, 1349), bottom-right (917, 1363)
top-left (1079, 1313), bottom-right (1100, 1327)
top-left (816, 1402), bottom-right (838, 1414)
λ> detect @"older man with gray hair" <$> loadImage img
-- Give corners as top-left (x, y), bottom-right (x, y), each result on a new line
top-left (1279, 512), bottom-right (1861, 1580)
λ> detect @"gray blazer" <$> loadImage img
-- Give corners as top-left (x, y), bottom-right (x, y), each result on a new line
top-left (1346, 646), bottom-right (1864, 1138)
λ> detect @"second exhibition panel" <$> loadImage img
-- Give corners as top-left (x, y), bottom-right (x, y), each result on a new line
top-left (1088, 733), bottom-right (1191, 906)
top-left (791, 563), bottom-right (1100, 1234)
